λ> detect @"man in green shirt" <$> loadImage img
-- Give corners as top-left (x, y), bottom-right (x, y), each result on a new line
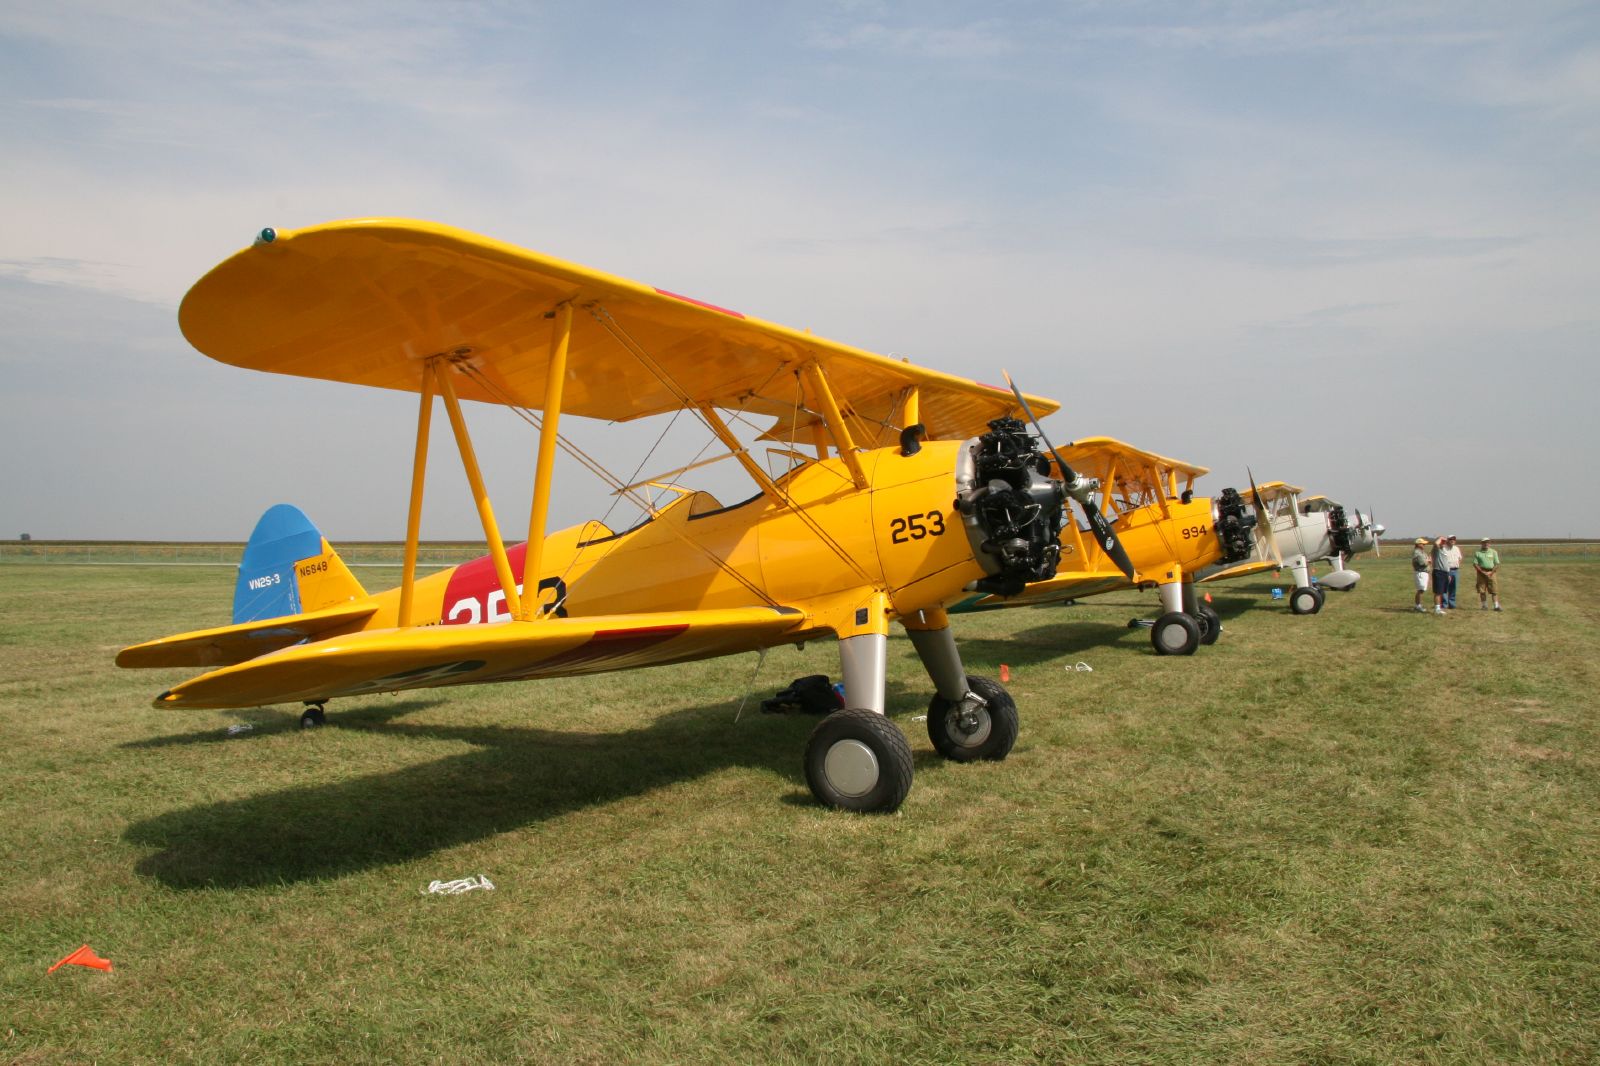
top-left (1474, 538), bottom-right (1502, 611)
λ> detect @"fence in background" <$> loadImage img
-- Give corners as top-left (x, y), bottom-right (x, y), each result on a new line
top-left (0, 541), bottom-right (486, 568)
top-left (5, 539), bottom-right (1597, 567)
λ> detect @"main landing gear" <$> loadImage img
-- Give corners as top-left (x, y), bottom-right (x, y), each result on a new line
top-left (1288, 585), bottom-right (1325, 615)
top-left (804, 709), bottom-right (914, 812)
top-left (1139, 578), bottom-right (1220, 656)
top-left (802, 615), bottom-right (1021, 814)
top-left (1151, 612), bottom-right (1202, 655)
top-left (926, 675), bottom-right (1018, 762)
top-left (299, 701), bottom-right (327, 729)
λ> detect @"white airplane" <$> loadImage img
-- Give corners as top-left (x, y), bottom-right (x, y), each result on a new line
top-left (1197, 481), bottom-right (1383, 615)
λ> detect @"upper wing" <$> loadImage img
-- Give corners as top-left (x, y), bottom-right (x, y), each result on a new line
top-left (1250, 481), bottom-right (1306, 506)
top-left (179, 219), bottom-right (1053, 441)
top-left (1057, 436), bottom-right (1209, 482)
top-left (152, 606), bottom-right (808, 710)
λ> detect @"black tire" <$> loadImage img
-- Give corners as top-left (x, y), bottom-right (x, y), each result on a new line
top-left (1196, 603), bottom-right (1221, 646)
top-left (1289, 586), bottom-right (1324, 615)
top-left (804, 709), bottom-right (914, 813)
top-left (1151, 611), bottom-right (1201, 656)
top-left (927, 675), bottom-right (1019, 762)
top-left (299, 706), bottom-right (326, 729)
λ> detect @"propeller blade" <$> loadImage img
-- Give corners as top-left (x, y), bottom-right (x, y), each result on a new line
top-left (1004, 371), bottom-right (1137, 581)
top-left (1369, 506), bottom-right (1381, 557)
top-left (1248, 468), bottom-right (1284, 567)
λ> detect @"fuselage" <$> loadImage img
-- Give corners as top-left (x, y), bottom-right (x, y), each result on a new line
top-left (335, 440), bottom-right (998, 636)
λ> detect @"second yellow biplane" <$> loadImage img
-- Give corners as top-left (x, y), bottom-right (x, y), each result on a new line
top-left (117, 219), bottom-right (1080, 813)
top-left (952, 436), bottom-right (1259, 654)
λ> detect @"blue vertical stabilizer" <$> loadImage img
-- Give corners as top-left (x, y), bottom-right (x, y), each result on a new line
top-left (233, 504), bottom-right (325, 624)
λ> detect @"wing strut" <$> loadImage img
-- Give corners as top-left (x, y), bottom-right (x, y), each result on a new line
top-left (798, 361), bottom-right (867, 489)
top-left (521, 303), bottom-right (573, 620)
top-left (698, 403), bottom-right (781, 498)
top-left (398, 359), bottom-right (437, 627)
top-left (436, 357), bottom-right (522, 620)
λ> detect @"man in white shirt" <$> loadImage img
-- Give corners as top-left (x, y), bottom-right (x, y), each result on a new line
top-left (1443, 536), bottom-right (1463, 609)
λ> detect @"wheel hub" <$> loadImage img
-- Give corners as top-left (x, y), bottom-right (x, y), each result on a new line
top-left (952, 699), bottom-right (992, 746)
top-left (823, 739), bottom-right (881, 798)
top-left (1156, 624), bottom-right (1188, 652)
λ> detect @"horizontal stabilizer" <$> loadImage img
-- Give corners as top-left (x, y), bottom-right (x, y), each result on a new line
top-left (152, 605), bottom-right (808, 709)
top-left (117, 602), bottom-right (379, 670)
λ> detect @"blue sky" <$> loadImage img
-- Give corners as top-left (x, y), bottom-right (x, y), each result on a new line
top-left (3, 1), bottom-right (1596, 541)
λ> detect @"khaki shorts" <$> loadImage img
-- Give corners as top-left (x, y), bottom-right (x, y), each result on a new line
top-left (1477, 570), bottom-right (1498, 595)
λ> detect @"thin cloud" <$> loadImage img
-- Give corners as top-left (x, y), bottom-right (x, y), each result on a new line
top-left (807, 18), bottom-right (1016, 59)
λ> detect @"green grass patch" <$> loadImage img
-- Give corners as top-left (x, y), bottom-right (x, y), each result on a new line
top-left (1, 557), bottom-right (1596, 1062)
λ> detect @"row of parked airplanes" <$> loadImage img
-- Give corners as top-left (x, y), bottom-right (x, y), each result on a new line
top-left (118, 219), bottom-right (1385, 814)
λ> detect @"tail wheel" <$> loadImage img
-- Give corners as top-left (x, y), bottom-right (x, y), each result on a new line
top-left (927, 675), bottom-right (1019, 762)
top-left (804, 709), bottom-right (913, 813)
top-left (1196, 603), bottom-right (1222, 646)
top-left (1151, 611), bottom-right (1201, 656)
top-left (299, 703), bottom-right (327, 729)
top-left (1289, 586), bottom-right (1324, 615)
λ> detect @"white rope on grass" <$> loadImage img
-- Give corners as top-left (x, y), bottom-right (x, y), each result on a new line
top-left (425, 874), bottom-right (495, 895)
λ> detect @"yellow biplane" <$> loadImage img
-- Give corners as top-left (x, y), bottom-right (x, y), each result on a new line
top-left (117, 219), bottom-right (1080, 813)
top-left (952, 436), bottom-right (1260, 653)
top-left (1197, 480), bottom-right (1382, 613)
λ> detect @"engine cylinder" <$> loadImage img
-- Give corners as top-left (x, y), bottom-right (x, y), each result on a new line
top-left (955, 418), bottom-right (1067, 596)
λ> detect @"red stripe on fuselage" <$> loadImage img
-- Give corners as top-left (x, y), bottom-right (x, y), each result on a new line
top-left (442, 544), bottom-right (530, 624)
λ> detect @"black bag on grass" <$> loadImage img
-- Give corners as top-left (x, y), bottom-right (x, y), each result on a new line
top-left (760, 674), bottom-right (844, 715)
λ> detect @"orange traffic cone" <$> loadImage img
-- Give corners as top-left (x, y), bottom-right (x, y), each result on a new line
top-left (1203, 592), bottom-right (1213, 603)
top-left (48, 944), bottom-right (113, 974)
top-left (1000, 664), bottom-right (1011, 683)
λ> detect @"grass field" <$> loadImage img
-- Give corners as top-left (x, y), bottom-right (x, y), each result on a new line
top-left (2, 553), bottom-right (1596, 1063)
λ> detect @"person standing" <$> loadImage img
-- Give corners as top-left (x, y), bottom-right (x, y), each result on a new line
top-left (1412, 537), bottom-right (1431, 612)
top-left (1432, 537), bottom-right (1451, 615)
top-left (1444, 535), bottom-right (1463, 608)
top-left (1475, 537), bottom-right (1502, 611)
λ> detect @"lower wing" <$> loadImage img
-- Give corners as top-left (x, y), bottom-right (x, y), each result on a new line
top-left (952, 572), bottom-right (1135, 612)
top-left (1197, 560), bottom-right (1279, 584)
top-left (152, 606), bottom-right (807, 709)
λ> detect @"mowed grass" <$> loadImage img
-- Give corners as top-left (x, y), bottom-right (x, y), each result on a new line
top-left (1, 554), bottom-right (1596, 1063)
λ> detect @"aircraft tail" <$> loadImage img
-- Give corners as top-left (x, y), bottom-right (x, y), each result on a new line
top-left (233, 504), bottom-right (367, 624)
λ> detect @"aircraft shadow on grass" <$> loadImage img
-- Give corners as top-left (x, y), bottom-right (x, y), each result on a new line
top-left (120, 699), bottom-right (443, 749)
top-left (122, 681), bottom-right (946, 890)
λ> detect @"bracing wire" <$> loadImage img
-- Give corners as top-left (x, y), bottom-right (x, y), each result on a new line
top-left (449, 360), bottom-right (781, 607)
top-left (589, 311), bottom-right (874, 583)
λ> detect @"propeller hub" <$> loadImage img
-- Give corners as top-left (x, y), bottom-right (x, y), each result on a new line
top-left (1212, 487), bottom-right (1255, 563)
top-left (955, 417), bottom-right (1067, 596)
